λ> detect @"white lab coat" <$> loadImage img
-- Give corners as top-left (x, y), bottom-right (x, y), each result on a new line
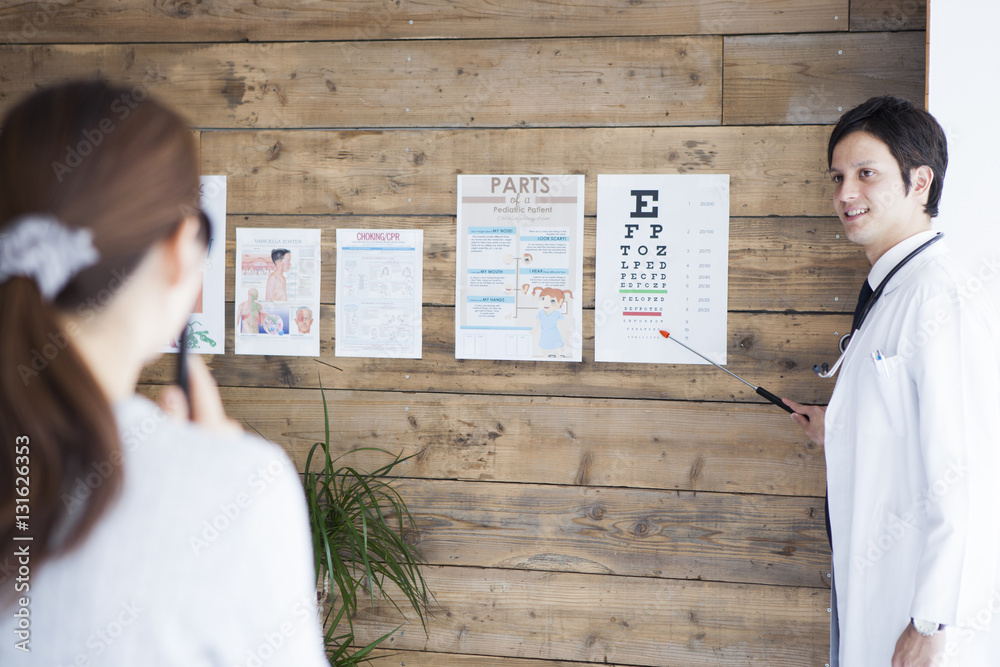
top-left (825, 235), bottom-right (1000, 665)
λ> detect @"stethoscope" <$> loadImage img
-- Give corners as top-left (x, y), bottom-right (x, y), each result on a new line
top-left (814, 232), bottom-right (943, 379)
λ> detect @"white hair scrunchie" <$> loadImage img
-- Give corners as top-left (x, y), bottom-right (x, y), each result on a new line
top-left (0, 214), bottom-right (100, 300)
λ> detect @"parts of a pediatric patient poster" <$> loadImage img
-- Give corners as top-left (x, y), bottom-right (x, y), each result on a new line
top-left (594, 174), bottom-right (729, 365)
top-left (455, 175), bottom-right (584, 362)
top-left (234, 227), bottom-right (321, 357)
top-left (162, 175), bottom-right (227, 354)
top-left (335, 229), bottom-right (423, 359)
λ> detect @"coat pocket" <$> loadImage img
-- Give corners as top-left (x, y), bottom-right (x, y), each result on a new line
top-left (864, 352), bottom-right (914, 438)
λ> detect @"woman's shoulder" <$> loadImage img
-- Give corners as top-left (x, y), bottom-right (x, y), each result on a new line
top-left (7, 394), bottom-right (325, 666)
top-left (115, 394), bottom-right (291, 471)
top-left (110, 394), bottom-right (305, 537)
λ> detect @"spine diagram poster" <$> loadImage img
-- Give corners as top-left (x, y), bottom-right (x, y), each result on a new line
top-left (234, 227), bottom-right (321, 357)
top-left (162, 175), bottom-right (227, 354)
top-left (456, 175), bottom-right (584, 362)
top-left (335, 229), bottom-right (423, 359)
top-left (595, 174), bottom-right (729, 365)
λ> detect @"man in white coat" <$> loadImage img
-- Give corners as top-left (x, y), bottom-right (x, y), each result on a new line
top-left (785, 97), bottom-right (1000, 666)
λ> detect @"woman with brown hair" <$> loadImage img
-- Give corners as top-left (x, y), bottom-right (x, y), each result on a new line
top-left (0, 82), bottom-right (327, 664)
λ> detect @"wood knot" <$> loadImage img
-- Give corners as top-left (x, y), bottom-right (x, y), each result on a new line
top-left (574, 451), bottom-right (594, 486)
top-left (407, 415), bottom-right (417, 428)
top-left (586, 505), bottom-right (606, 520)
top-left (688, 455), bottom-right (704, 485)
top-left (326, 80), bottom-right (337, 92)
top-left (402, 529), bottom-right (419, 546)
top-left (630, 520), bottom-right (652, 537)
top-left (266, 141), bottom-right (283, 161)
top-left (270, 83), bottom-right (287, 105)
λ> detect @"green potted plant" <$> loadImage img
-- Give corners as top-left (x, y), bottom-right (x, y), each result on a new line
top-left (302, 389), bottom-right (430, 665)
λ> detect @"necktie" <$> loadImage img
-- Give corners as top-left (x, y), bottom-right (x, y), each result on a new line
top-left (851, 279), bottom-right (874, 333)
top-left (826, 278), bottom-right (875, 548)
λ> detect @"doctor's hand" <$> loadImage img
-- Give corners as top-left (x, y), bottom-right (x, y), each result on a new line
top-left (782, 398), bottom-right (825, 447)
top-left (891, 623), bottom-right (946, 667)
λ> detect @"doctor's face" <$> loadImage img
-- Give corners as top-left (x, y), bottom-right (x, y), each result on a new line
top-left (830, 131), bottom-right (931, 263)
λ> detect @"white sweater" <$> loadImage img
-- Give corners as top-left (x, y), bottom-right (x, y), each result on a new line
top-left (1, 395), bottom-right (329, 666)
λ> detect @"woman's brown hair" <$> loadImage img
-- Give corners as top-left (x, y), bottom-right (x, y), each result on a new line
top-left (0, 81), bottom-right (201, 570)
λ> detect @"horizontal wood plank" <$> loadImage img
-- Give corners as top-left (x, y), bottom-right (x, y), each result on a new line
top-left (139, 308), bottom-right (850, 404)
top-left (132, 386), bottom-right (826, 497)
top-left (0, 1), bottom-right (848, 43)
top-left (366, 650), bottom-right (629, 667)
top-left (347, 566), bottom-right (830, 666)
top-left (393, 479), bottom-right (830, 587)
top-left (201, 127), bottom-right (835, 217)
top-left (225, 215), bottom-right (867, 313)
top-left (849, 0), bottom-right (926, 31)
top-left (0, 37), bottom-right (721, 128)
top-left (724, 31), bottom-right (925, 125)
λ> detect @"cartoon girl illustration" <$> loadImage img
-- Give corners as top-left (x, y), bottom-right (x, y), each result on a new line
top-left (532, 286), bottom-right (573, 357)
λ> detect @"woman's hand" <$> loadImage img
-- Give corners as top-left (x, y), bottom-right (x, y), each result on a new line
top-left (158, 354), bottom-right (242, 437)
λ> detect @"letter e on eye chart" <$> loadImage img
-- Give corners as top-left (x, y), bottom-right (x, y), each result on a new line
top-left (595, 174), bottom-right (729, 365)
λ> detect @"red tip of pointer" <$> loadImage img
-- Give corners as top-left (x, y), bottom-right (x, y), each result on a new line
top-left (659, 330), bottom-right (670, 339)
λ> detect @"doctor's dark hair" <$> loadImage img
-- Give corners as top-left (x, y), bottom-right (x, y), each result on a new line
top-left (0, 81), bottom-right (200, 574)
top-left (828, 95), bottom-right (948, 218)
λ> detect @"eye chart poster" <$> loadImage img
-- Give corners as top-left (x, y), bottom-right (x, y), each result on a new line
top-left (335, 229), bottom-right (423, 359)
top-left (162, 175), bottom-right (227, 354)
top-left (456, 175), bottom-right (584, 362)
top-left (595, 174), bottom-right (729, 364)
top-left (235, 228), bottom-right (321, 357)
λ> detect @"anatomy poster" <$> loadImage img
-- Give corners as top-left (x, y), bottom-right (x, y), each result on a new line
top-left (456, 175), bottom-right (584, 362)
top-left (234, 227), bottom-right (321, 356)
top-left (335, 229), bottom-right (423, 359)
top-left (162, 175), bottom-right (227, 354)
top-left (595, 174), bottom-right (729, 364)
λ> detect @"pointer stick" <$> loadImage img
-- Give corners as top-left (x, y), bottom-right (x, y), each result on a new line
top-left (658, 330), bottom-right (795, 414)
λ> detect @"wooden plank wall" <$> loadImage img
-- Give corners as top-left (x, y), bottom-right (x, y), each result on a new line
top-left (0, 1), bottom-right (926, 664)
